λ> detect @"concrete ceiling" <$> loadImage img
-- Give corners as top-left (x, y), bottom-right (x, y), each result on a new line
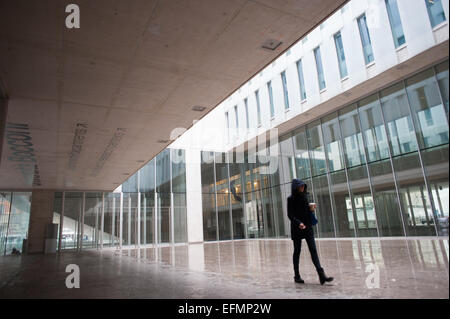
top-left (0, 0), bottom-right (347, 191)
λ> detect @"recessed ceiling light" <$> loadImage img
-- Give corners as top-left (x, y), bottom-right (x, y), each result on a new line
top-left (262, 39), bottom-right (282, 51)
top-left (192, 105), bottom-right (207, 112)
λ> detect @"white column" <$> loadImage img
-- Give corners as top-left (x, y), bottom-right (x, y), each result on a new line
top-left (185, 148), bottom-right (204, 243)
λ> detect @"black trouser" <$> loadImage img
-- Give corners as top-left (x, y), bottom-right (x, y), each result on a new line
top-left (292, 233), bottom-right (322, 277)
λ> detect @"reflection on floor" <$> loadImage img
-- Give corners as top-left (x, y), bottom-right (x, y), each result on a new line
top-left (0, 238), bottom-right (448, 299)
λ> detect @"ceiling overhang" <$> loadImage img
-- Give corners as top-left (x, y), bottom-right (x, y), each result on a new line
top-left (0, 0), bottom-right (347, 191)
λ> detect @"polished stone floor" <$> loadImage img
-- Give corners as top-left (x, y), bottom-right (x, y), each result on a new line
top-left (0, 238), bottom-right (448, 299)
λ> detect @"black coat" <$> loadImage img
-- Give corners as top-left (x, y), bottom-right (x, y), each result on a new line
top-left (287, 180), bottom-right (314, 240)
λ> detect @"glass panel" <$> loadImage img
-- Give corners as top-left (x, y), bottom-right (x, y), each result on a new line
top-left (172, 149), bottom-right (187, 243)
top-left (392, 152), bottom-right (436, 236)
top-left (244, 98), bottom-right (250, 129)
top-left (314, 47), bottom-right (326, 90)
top-left (268, 81), bottom-right (275, 118)
top-left (368, 160), bottom-right (405, 236)
top-left (281, 71), bottom-right (290, 109)
top-left (322, 112), bottom-right (344, 172)
top-left (4, 193), bottom-right (31, 255)
top-left (435, 61), bottom-right (449, 115)
top-left (425, 0), bottom-right (446, 28)
top-left (385, 0), bottom-right (406, 48)
top-left (62, 192), bottom-right (83, 250)
top-left (357, 14), bottom-right (374, 64)
top-left (255, 90), bottom-right (262, 125)
top-left (215, 152), bottom-right (232, 240)
top-left (141, 191), bottom-right (154, 245)
top-left (201, 151), bottom-right (217, 241)
top-left (0, 192), bottom-right (11, 255)
top-left (330, 170), bottom-right (354, 237)
top-left (406, 68), bottom-right (449, 149)
top-left (347, 166), bottom-right (378, 237)
top-left (53, 192), bottom-right (63, 249)
top-left (421, 144), bottom-right (449, 236)
top-left (339, 104), bottom-right (366, 167)
top-left (296, 59), bottom-right (307, 100)
top-left (359, 94), bottom-right (390, 162)
top-left (280, 134), bottom-right (295, 184)
top-left (244, 158), bottom-right (265, 238)
top-left (293, 127), bottom-right (312, 179)
top-left (156, 149), bottom-right (171, 243)
top-left (307, 120), bottom-right (327, 176)
top-left (83, 192), bottom-right (102, 249)
top-left (312, 175), bottom-right (335, 238)
top-left (230, 154), bottom-right (245, 239)
top-left (334, 32), bottom-right (348, 78)
top-left (104, 193), bottom-right (120, 247)
top-left (380, 82), bottom-right (418, 156)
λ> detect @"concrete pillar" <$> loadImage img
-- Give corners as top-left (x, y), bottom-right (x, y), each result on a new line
top-left (27, 190), bottom-right (55, 254)
top-left (185, 148), bottom-right (204, 243)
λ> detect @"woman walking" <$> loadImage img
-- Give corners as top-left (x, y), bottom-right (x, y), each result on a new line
top-left (287, 179), bottom-right (333, 285)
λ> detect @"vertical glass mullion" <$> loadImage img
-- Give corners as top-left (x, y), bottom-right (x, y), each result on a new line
top-left (402, 80), bottom-right (440, 236)
top-left (226, 152), bottom-right (234, 240)
top-left (213, 153), bottom-right (219, 241)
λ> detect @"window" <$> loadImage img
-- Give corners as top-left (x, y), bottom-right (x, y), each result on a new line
top-left (244, 98), bottom-right (250, 130)
top-left (267, 81), bottom-right (275, 118)
top-left (255, 90), bottom-right (262, 126)
top-left (334, 32), bottom-right (348, 78)
top-left (314, 47), bottom-right (326, 91)
top-left (281, 71), bottom-right (290, 109)
top-left (234, 105), bottom-right (239, 137)
top-left (296, 59), bottom-right (307, 100)
top-left (357, 14), bottom-right (375, 64)
top-left (225, 111), bottom-right (230, 143)
top-left (425, 0), bottom-right (447, 28)
top-left (385, 0), bottom-right (406, 48)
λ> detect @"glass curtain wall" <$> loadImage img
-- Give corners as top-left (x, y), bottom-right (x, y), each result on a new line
top-left (56, 148), bottom-right (187, 251)
top-left (0, 192), bottom-right (31, 255)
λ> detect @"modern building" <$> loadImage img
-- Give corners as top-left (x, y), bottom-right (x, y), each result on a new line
top-left (2, 0), bottom-right (445, 255)
top-left (0, 0), bottom-right (448, 301)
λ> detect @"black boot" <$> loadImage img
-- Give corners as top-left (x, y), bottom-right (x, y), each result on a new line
top-left (317, 268), bottom-right (333, 285)
top-left (294, 275), bottom-right (305, 284)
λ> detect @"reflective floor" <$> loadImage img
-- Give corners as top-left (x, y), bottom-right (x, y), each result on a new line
top-left (0, 238), bottom-right (448, 299)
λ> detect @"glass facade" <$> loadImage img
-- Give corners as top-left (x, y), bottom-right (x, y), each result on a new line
top-left (385, 0), bottom-right (406, 48)
top-left (425, 0), bottom-right (447, 28)
top-left (357, 14), bottom-right (375, 64)
top-left (54, 148), bottom-right (187, 251)
top-left (0, 192), bottom-right (31, 255)
top-left (200, 61), bottom-right (449, 241)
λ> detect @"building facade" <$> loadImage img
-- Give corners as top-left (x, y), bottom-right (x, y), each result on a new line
top-left (2, 0), bottom-right (447, 252)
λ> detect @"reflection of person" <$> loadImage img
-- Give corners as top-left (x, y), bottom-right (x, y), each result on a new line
top-left (287, 179), bottom-right (333, 285)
